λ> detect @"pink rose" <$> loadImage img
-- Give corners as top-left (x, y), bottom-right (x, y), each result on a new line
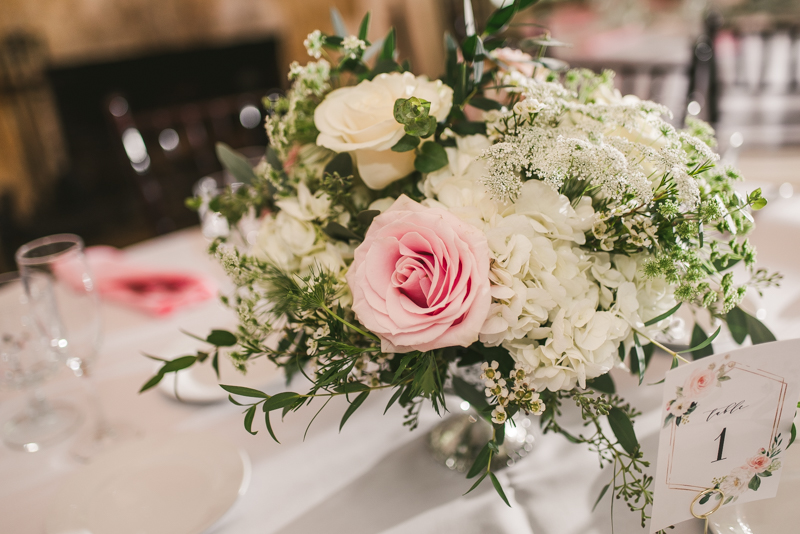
top-left (346, 195), bottom-right (491, 353)
top-left (682, 368), bottom-right (718, 400)
top-left (746, 454), bottom-right (771, 473)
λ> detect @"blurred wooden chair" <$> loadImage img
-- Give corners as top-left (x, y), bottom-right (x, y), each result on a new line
top-left (105, 92), bottom-right (268, 234)
top-left (706, 14), bottom-right (800, 151)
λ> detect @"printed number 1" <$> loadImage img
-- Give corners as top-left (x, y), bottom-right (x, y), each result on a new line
top-left (713, 428), bottom-right (727, 463)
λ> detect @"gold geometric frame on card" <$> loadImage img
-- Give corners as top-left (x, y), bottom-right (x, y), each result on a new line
top-left (665, 360), bottom-right (788, 491)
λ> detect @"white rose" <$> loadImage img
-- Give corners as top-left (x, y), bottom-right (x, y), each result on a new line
top-left (314, 72), bottom-right (453, 190)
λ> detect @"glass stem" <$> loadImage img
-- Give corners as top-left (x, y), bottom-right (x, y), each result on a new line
top-left (26, 387), bottom-right (51, 422)
top-left (77, 364), bottom-right (113, 441)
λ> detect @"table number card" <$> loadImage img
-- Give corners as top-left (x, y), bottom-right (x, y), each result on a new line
top-left (650, 339), bottom-right (800, 533)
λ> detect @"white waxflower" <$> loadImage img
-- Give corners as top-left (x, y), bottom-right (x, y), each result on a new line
top-left (480, 361), bottom-right (500, 381)
top-left (304, 30), bottom-right (324, 59)
top-left (491, 405), bottom-right (508, 424)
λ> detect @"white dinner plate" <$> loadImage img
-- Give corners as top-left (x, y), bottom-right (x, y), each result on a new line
top-left (710, 437), bottom-right (800, 534)
top-left (46, 432), bottom-right (250, 534)
top-left (156, 335), bottom-right (284, 403)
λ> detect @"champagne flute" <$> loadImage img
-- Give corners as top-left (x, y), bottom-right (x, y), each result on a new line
top-left (0, 272), bottom-right (82, 451)
top-left (16, 234), bottom-right (135, 460)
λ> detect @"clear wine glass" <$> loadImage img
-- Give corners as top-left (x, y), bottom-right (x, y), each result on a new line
top-left (0, 271), bottom-right (82, 451)
top-left (16, 234), bottom-right (136, 460)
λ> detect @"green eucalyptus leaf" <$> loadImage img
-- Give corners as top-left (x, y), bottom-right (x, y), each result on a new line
top-left (363, 38), bottom-right (383, 62)
top-left (207, 329), bottom-right (237, 347)
top-left (358, 11), bottom-right (371, 41)
top-left (744, 309), bottom-right (777, 345)
top-left (450, 121), bottom-right (486, 136)
top-left (380, 27), bottom-right (395, 61)
top-left (330, 7), bottom-right (348, 37)
top-left (691, 324), bottom-right (715, 359)
top-left (160, 355), bottom-right (198, 373)
top-left (484, 4), bottom-right (517, 36)
top-left (323, 221), bottom-right (363, 242)
top-left (414, 142), bottom-right (449, 173)
top-left (339, 391), bottom-right (369, 431)
top-left (139, 373), bottom-right (165, 393)
top-left (142, 353), bottom-right (168, 362)
top-left (699, 221), bottom-right (704, 248)
top-left (263, 392), bottom-right (302, 412)
top-left (211, 352), bottom-right (220, 379)
top-left (633, 332), bottom-right (646, 385)
top-left (678, 326), bottom-right (721, 354)
top-left (790, 423), bottom-right (797, 448)
top-left (266, 146), bottom-right (283, 171)
top-left (265, 410), bottom-right (280, 443)
top-left (489, 472), bottom-right (512, 507)
top-left (587, 373), bottom-right (616, 394)
top-left (244, 404), bottom-right (258, 435)
top-left (452, 375), bottom-right (490, 411)
top-left (712, 257), bottom-right (741, 272)
top-left (324, 35), bottom-right (343, 47)
top-left (469, 96), bottom-right (503, 111)
top-left (466, 443), bottom-right (492, 479)
top-left (726, 306), bottom-right (749, 344)
top-left (393, 97), bottom-right (436, 137)
top-left (334, 382), bottom-right (371, 393)
top-left (607, 407), bottom-right (639, 455)
top-left (748, 475), bottom-right (761, 491)
top-left (356, 209), bottom-right (381, 228)
top-left (185, 197), bottom-right (203, 211)
top-left (494, 423), bottom-right (505, 446)
top-left (324, 152), bottom-right (353, 177)
top-left (463, 471), bottom-right (488, 495)
top-left (220, 384), bottom-right (269, 398)
top-left (384, 386), bottom-right (404, 414)
top-left (216, 143), bottom-right (258, 184)
top-left (592, 483), bottom-right (611, 512)
top-left (391, 134), bottom-right (421, 152)
top-left (462, 35), bottom-right (479, 61)
top-left (227, 394), bottom-right (247, 406)
top-left (645, 303), bottom-right (682, 327)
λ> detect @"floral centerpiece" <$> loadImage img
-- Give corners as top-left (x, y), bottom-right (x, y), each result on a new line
top-left (142, 1), bottom-right (780, 527)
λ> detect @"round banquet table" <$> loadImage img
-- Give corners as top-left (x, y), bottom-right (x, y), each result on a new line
top-left (1, 173), bottom-right (799, 534)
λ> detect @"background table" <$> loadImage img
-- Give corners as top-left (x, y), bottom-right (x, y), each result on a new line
top-left (1, 170), bottom-right (799, 534)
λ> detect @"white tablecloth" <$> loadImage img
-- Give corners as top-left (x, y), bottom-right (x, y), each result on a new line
top-left (2, 180), bottom-right (799, 534)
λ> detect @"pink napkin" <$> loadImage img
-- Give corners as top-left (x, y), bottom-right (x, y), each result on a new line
top-left (54, 246), bottom-right (217, 316)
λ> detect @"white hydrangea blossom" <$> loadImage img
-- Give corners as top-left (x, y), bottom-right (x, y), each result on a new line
top-left (421, 135), bottom-right (678, 392)
top-left (251, 182), bottom-right (353, 275)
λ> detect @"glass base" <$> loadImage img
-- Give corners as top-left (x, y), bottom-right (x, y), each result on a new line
top-left (427, 412), bottom-right (535, 472)
top-left (3, 401), bottom-right (82, 452)
top-left (70, 420), bottom-right (141, 462)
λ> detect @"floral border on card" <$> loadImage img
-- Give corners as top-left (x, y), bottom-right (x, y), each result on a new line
top-left (664, 358), bottom-right (788, 492)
